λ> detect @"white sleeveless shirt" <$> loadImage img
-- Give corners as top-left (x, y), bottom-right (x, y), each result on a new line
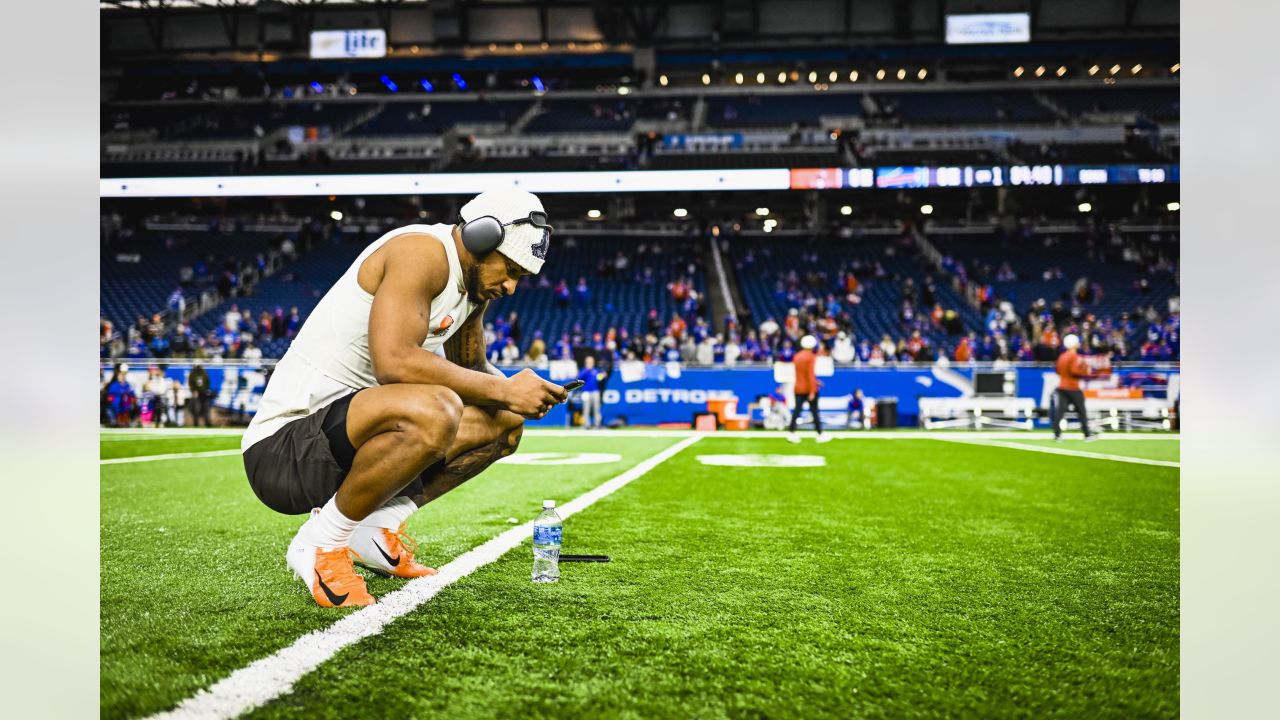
top-left (242, 223), bottom-right (477, 451)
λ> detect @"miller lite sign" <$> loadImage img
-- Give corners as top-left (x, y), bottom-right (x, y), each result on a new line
top-left (310, 29), bottom-right (387, 59)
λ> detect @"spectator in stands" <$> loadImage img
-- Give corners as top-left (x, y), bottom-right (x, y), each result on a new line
top-left (101, 320), bottom-right (121, 360)
top-left (188, 364), bottom-right (213, 427)
top-left (242, 341), bottom-right (263, 368)
top-left (286, 306), bottom-right (302, 337)
top-left (954, 335), bottom-right (974, 362)
top-left (832, 332), bottom-right (855, 364)
top-left (526, 332), bottom-right (547, 365)
top-left (574, 277), bottom-right (591, 306)
top-left (167, 287), bottom-right (186, 318)
top-left (554, 279), bottom-right (571, 309)
top-left (695, 336), bottom-right (715, 366)
top-left (500, 338), bottom-right (520, 364)
top-left (224, 304), bottom-right (243, 333)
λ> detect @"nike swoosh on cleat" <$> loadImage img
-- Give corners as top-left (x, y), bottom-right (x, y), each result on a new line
top-left (373, 540), bottom-right (401, 567)
top-left (316, 574), bottom-right (349, 606)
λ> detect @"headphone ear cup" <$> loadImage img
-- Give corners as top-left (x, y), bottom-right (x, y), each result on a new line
top-left (461, 216), bottom-right (503, 256)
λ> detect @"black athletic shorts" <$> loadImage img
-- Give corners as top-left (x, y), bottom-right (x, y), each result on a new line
top-left (243, 391), bottom-right (429, 515)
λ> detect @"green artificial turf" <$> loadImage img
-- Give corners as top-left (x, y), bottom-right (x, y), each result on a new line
top-left (102, 432), bottom-right (1178, 719)
top-left (100, 435), bottom-right (244, 459)
top-left (100, 434), bottom-right (680, 719)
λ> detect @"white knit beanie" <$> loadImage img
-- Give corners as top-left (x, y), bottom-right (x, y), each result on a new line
top-left (459, 188), bottom-right (550, 274)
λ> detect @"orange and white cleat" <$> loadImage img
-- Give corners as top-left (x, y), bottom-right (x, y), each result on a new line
top-left (349, 523), bottom-right (438, 579)
top-left (286, 530), bottom-right (376, 609)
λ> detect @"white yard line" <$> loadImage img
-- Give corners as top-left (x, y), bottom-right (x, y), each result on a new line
top-left (145, 434), bottom-right (702, 720)
top-left (100, 449), bottom-right (242, 465)
top-left (936, 438), bottom-right (1180, 468)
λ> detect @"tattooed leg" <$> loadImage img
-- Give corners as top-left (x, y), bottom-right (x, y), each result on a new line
top-left (407, 409), bottom-right (524, 507)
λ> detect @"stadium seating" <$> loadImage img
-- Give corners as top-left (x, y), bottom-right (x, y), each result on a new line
top-left (1045, 87), bottom-right (1179, 121)
top-left (100, 228), bottom-right (285, 334)
top-left (187, 238), bottom-right (366, 357)
top-left (928, 230), bottom-right (1180, 321)
top-left (726, 234), bottom-right (983, 352)
top-left (489, 235), bottom-right (710, 351)
top-left (874, 90), bottom-right (1056, 125)
top-left (705, 93), bottom-right (863, 128)
top-left (347, 100), bottom-right (531, 136)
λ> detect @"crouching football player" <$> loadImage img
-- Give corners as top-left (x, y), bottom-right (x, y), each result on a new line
top-left (241, 189), bottom-right (567, 607)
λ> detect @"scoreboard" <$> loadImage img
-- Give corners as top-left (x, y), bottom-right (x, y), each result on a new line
top-left (792, 164), bottom-right (1179, 190)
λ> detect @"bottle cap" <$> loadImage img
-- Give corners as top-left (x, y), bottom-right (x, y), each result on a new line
top-left (543, 500), bottom-right (555, 509)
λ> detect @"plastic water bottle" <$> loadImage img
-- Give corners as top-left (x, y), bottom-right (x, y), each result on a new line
top-left (532, 500), bottom-right (562, 583)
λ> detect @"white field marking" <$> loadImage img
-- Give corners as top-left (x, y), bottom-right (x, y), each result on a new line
top-left (935, 438), bottom-right (1179, 468)
top-left (145, 434), bottom-right (702, 720)
top-left (497, 452), bottom-right (623, 465)
top-left (696, 454), bottom-right (827, 468)
top-left (100, 449), bottom-right (242, 465)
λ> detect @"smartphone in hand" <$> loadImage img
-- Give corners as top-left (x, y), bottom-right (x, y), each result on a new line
top-left (561, 379), bottom-right (585, 394)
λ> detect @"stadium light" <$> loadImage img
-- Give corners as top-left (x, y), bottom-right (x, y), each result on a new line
top-left (1171, 63), bottom-right (1180, 74)
top-left (1056, 66), bottom-right (1067, 77)
top-left (1110, 64), bottom-right (1121, 75)
top-left (514, 42), bottom-right (524, 51)
top-left (1078, 202), bottom-right (1093, 213)
top-left (808, 71), bottom-right (818, 83)
top-left (755, 207), bottom-right (770, 217)
top-left (1034, 66), bottom-right (1046, 77)
top-left (329, 210), bottom-right (343, 221)
top-left (829, 71), bottom-right (839, 82)
top-left (757, 72), bottom-right (766, 84)
top-left (380, 75), bottom-right (398, 92)
top-left (849, 70), bottom-right (859, 82)
top-left (617, 86), bottom-right (632, 95)
top-left (452, 73), bottom-right (468, 90)
top-left (789, 70), bottom-right (800, 82)
top-left (1014, 66), bottom-right (1025, 78)
top-left (659, 74), bottom-right (669, 86)
top-left (541, 42), bottom-right (549, 50)
top-left (876, 69), bottom-right (886, 80)
top-left (420, 79), bottom-right (435, 93)
top-left (920, 204), bottom-right (934, 215)
top-left (896, 68), bottom-right (907, 80)
top-left (763, 224), bottom-right (775, 233)
top-left (917, 68), bottom-right (928, 80)
top-left (673, 208), bottom-right (689, 218)
top-left (1167, 201), bottom-right (1180, 212)
top-left (778, 71), bottom-right (787, 83)
top-left (701, 73), bottom-right (711, 85)
top-left (735, 72), bottom-right (744, 84)
top-left (1131, 63), bottom-right (1143, 75)
top-left (488, 44), bottom-right (497, 52)
top-left (1089, 64), bottom-right (1100, 76)
top-left (587, 209), bottom-right (602, 219)
top-left (840, 205), bottom-right (853, 216)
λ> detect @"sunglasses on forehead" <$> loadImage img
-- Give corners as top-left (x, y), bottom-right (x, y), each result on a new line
top-left (459, 210), bottom-right (554, 257)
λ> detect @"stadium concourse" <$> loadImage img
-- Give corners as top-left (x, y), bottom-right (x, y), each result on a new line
top-left (99, 1), bottom-right (1180, 718)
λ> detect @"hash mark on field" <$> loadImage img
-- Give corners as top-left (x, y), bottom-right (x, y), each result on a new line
top-left (936, 438), bottom-right (1180, 468)
top-left (144, 434), bottom-right (702, 720)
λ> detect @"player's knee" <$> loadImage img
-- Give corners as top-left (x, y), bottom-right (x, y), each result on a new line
top-left (398, 386), bottom-right (463, 451)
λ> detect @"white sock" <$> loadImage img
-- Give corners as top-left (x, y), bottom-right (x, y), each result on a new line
top-left (358, 496), bottom-right (417, 530)
top-left (304, 497), bottom-right (362, 550)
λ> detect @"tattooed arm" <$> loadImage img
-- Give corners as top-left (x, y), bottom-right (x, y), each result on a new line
top-left (443, 302), bottom-right (505, 380)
